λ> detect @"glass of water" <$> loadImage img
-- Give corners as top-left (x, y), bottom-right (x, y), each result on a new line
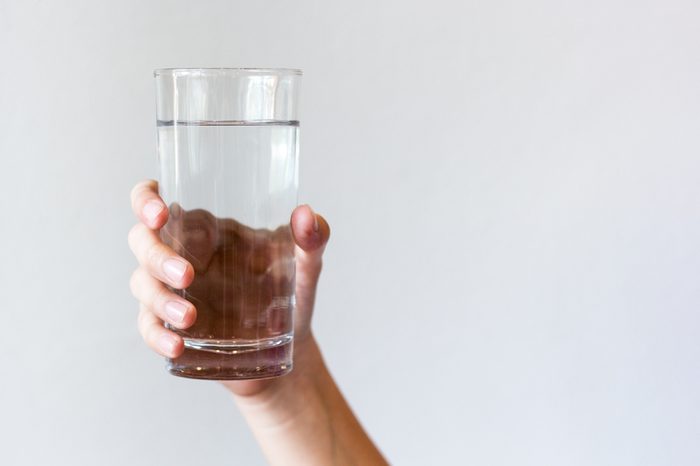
top-left (154, 68), bottom-right (301, 380)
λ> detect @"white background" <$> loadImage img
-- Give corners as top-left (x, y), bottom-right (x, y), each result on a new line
top-left (1, 1), bottom-right (699, 464)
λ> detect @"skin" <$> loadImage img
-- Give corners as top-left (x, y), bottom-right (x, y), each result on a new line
top-left (128, 179), bottom-right (388, 465)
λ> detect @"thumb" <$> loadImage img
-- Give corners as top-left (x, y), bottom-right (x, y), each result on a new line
top-left (291, 205), bottom-right (331, 323)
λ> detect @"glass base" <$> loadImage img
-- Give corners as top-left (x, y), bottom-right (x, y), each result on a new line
top-left (166, 335), bottom-right (293, 380)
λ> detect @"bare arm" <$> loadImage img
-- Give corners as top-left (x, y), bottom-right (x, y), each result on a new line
top-left (233, 337), bottom-right (387, 465)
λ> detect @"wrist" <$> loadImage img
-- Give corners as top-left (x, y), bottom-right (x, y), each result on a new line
top-left (227, 334), bottom-right (389, 466)
top-left (226, 334), bottom-right (325, 416)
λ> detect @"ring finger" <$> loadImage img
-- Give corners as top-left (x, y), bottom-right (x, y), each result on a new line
top-left (130, 267), bottom-right (197, 329)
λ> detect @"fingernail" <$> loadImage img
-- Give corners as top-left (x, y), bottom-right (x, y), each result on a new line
top-left (163, 259), bottom-right (187, 282)
top-left (165, 301), bottom-right (187, 323)
top-left (158, 334), bottom-right (178, 355)
top-left (143, 201), bottom-right (164, 223)
top-left (307, 205), bottom-right (319, 232)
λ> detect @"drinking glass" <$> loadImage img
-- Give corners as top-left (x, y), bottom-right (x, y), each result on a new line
top-left (154, 68), bottom-right (301, 379)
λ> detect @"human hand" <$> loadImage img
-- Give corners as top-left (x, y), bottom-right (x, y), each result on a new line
top-left (128, 179), bottom-right (330, 397)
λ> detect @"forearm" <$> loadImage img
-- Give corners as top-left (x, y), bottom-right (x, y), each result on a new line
top-left (231, 337), bottom-right (388, 466)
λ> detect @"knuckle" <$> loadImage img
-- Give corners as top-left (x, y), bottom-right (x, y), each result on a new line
top-left (145, 241), bottom-right (165, 268)
top-left (137, 305), bottom-right (149, 332)
top-left (152, 285), bottom-right (171, 309)
top-left (127, 223), bottom-right (144, 250)
top-left (129, 183), bottom-right (143, 203)
top-left (129, 269), bottom-right (141, 296)
top-left (131, 179), bottom-right (157, 202)
top-left (129, 184), bottom-right (141, 204)
top-left (137, 305), bottom-right (160, 344)
top-left (146, 321), bottom-right (164, 348)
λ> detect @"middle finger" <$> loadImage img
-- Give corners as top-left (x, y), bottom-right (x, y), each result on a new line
top-left (130, 267), bottom-right (197, 329)
top-left (128, 222), bottom-right (194, 289)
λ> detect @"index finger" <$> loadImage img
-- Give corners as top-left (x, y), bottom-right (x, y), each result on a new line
top-left (131, 179), bottom-right (168, 230)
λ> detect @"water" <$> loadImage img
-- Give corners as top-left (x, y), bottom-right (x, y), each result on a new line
top-left (156, 121), bottom-right (298, 379)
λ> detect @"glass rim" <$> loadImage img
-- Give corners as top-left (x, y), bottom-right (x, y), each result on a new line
top-left (154, 67), bottom-right (302, 77)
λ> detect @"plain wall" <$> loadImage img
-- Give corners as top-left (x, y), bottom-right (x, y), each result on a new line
top-left (1, 1), bottom-right (699, 464)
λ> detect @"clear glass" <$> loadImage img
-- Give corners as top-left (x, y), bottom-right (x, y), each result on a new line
top-left (154, 68), bottom-right (301, 380)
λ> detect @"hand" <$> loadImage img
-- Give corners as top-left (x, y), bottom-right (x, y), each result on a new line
top-left (129, 180), bottom-right (386, 465)
top-left (128, 179), bottom-right (330, 397)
